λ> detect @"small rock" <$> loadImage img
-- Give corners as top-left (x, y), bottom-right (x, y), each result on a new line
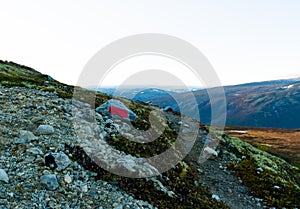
top-left (19, 130), bottom-right (37, 141)
top-left (0, 169), bottom-right (9, 183)
top-left (27, 147), bottom-right (43, 155)
top-left (31, 116), bottom-right (44, 124)
top-left (257, 167), bottom-right (264, 173)
top-left (81, 185), bottom-right (88, 192)
top-left (40, 174), bottom-right (59, 190)
top-left (45, 152), bottom-right (71, 171)
top-left (212, 194), bottom-right (220, 201)
top-left (24, 110), bottom-right (34, 115)
top-left (14, 138), bottom-right (27, 144)
top-left (203, 147), bottom-right (218, 159)
top-left (36, 125), bottom-right (54, 135)
top-left (64, 174), bottom-right (72, 184)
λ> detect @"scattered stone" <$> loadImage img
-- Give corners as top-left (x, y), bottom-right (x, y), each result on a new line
top-left (27, 147), bottom-right (43, 155)
top-left (36, 125), bottom-right (54, 135)
top-left (45, 151), bottom-right (71, 171)
top-left (19, 130), bottom-right (37, 141)
top-left (64, 174), bottom-right (72, 184)
top-left (212, 194), bottom-right (220, 201)
top-left (14, 138), bottom-right (27, 144)
top-left (0, 169), bottom-right (9, 183)
top-left (257, 167), bottom-right (264, 173)
top-left (31, 116), bottom-right (44, 124)
top-left (202, 147), bottom-right (218, 159)
top-left (81, 185), bottom-right (88, 193)
top-left (40, 174), bottom-right (59, 190)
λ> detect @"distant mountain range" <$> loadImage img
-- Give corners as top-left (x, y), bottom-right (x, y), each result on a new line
top-left (96, 79), bottom-right (300, 129)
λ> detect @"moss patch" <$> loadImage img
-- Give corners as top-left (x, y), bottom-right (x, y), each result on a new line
top-left (222, 135), bottom-right (300, 208)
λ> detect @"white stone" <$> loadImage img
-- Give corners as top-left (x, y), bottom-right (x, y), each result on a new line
top-left (0, 169), bottom-right (9, 183)
top-left (36, 125), bottom-right (55, 135)
top-left (257, 167), bottom-right (264, 172)
top-left (81, 185), bottom-right (88, 193)
top-left (64, 174), bottom-right (72, 184)
top-left (212, 194), bottom-right (220, 201)
top-left (204, 147), bottom-right (218, 157)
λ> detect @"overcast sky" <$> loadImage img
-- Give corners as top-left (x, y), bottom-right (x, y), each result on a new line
top-left (0, 0), bottom-right (300, 87)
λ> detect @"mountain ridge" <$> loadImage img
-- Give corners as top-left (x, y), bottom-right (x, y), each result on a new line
top-left (149, 78), bottom-right (300, 129)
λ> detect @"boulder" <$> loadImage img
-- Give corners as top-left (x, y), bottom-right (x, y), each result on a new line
top-left (96, 99), bottom-right (137, 121)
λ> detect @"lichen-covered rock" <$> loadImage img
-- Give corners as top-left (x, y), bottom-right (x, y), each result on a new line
top-left (36, 125), bottom-right (55, 135)
top-left (0, 169), bottom-right (9, 183)
top-left (40, 174), bottom-right (59, 190)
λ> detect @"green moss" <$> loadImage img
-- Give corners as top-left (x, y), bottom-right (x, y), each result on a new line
top-left (222, 135), bottom-right (300, 208)
top-left (254, 143), bottom-right (270, 152)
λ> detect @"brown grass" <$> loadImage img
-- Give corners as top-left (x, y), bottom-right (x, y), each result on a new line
top-left (225, 127), bottom-right (300, 168)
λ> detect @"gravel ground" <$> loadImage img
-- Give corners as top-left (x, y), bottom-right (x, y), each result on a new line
top-left (0, 86), bottom-right (156, 209)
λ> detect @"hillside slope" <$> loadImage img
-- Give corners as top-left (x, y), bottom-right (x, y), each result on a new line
top-left (0, 60), bottom-right (299, 208)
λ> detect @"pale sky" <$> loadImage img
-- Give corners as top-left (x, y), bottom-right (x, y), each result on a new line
top-left (0, 0), bottom-right (300, 87)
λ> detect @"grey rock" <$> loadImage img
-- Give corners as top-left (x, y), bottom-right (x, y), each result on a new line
top-left (45, 151), bottom-right (71, 171)
top-left (24, 110), bottom-right (34, 115)
top-left (95, 99), bottom-right (137, 121)
top-left (0, 169), bottom-right (9, 183)
top-left (36, 125), bottom-right (54, 135)
top-left (27, 147), bottom-right (43, 155)
top-left (40, 174), bottom-right (59, 190)
top-left (14, 138), bottom-right (27, 144)
top-left (64, 174), bottom-right (72, 183)
top-left (81, 185), bottom-right (88, 193)
top-left (19, 130), bottom-right (37, 141)
top-left (31, 116), bottom-right (44, 124)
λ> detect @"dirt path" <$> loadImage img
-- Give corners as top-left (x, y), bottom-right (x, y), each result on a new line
top-left (165, 111), bottom-right (265, 209)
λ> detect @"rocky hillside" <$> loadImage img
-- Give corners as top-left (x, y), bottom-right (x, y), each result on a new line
top-left (0, 60), bottom-right (299, 208)
top-left (151, 79), bottom-right (300, 129)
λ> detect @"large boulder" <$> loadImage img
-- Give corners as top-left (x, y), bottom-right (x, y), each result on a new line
top-left (96, 99), bottom-right (137, 121)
